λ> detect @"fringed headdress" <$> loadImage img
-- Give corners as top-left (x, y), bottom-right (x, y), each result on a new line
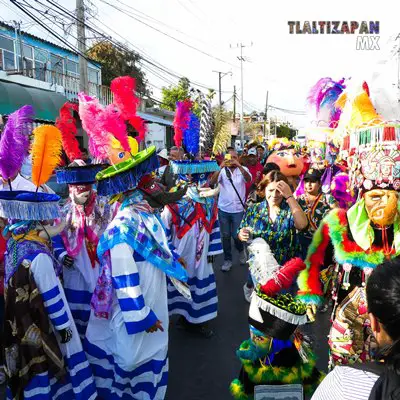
top-left (0, 124), bottom-right (62, 220)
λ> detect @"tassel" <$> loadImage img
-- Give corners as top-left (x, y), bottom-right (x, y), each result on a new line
top-left (341, 263), bottom-right (352, 290)
top-left (31, 125), bottom-right (62, 189)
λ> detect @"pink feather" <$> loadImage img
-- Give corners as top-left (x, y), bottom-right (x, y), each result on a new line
top-left (78, 93), bottom-right (111, 162)
top-left (110, 76), bottom-right (147, 144)
top-left (173, 100), bottom-right (192, 147)
top-left (99, 104), bottom-right (129, 149)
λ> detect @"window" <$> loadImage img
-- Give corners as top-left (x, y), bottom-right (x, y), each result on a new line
top-left (34, 48), bottom-right (48, 63)
top-left (88, 67), bottom-right (99, 84)
top-left (34, 60), bottom-right (46, 81)
top-left (0, 35), bottom-right (15, 71)
top-left (0, 35), bottom-right (14, 52)
top-left (66, 59), bottom-right (78, 76)
top-left (50, 54), bottom-right (64, 73)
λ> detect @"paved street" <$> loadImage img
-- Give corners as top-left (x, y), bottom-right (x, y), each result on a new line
top-left (167, 251), bottom-right (331, 400)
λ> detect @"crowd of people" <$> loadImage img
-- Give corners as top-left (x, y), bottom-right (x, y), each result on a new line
top-left (0, 74), bottom-right (399, 400)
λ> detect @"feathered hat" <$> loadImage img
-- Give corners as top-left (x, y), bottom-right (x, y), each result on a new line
top-left (0, 123), bottom-right (62, 220)
top-left (172, 97), bottom-right (219, 176)
top-left (338, 82), bottom-right (400, 191)
top-left (249, 256), bottom-right (308, 340)
top-left (55, 102), bottom-right (106, 185)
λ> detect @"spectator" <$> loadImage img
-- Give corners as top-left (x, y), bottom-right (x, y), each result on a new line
top-left (210, 149), bottom-right (251, 272)
top-left (238, 171), bottom-right (307, 300)
top-left (161, 146), bottom-right (182, 190)
top-left (157, 149), bottom-right (169, 178)
top-left (296, 168), bottom-right (336, 258)
top-left (256, 144), bottom-right (266, 163)
top-left (263, 162), bottom-right (280, 176)
top-left (245, 147), bottom-right (264, 198)
top-left (312, 258), bottom-right (400, 400)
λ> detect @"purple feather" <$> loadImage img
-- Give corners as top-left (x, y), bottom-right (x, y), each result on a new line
top-left (0, 105), bottom-right (34, 180)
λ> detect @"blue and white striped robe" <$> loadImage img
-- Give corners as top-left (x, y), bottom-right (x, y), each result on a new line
top-left (84, 207), bottom-right (170, 400)
top-left (162, 207), bottom-right (223, 324)
top-left (53, 234), bottom-right (99, 339)
top-left (7, 252), bottom-right (97, 400)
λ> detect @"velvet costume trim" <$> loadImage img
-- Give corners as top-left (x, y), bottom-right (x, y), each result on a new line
top-left (297, 208), bottom-right (398, 304)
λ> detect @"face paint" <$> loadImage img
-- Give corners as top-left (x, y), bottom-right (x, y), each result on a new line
top-left (250, 326), bottom-right (273, 356)
top-left (364, 189), bottom-right (399, 227)
top-left (267, 148), bottom-right (304, 177)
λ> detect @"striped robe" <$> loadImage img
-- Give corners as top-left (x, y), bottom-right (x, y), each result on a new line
top-left (6, 252), bottom-right (97, 400)
top-left (84, 207), bottom-right (172, 399)
top-left (162, 205), bottom-right (223, 324)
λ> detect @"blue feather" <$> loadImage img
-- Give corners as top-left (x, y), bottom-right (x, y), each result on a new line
top-left (183, 112), bottom-right (200, 156)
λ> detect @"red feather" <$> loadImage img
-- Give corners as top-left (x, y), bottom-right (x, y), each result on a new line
top-left (110, 76), bottom-right (147, 143)
top-left (362, 81), bottom-right (370, 97)
top-left (55, 102), bottom-right (82, 162)
top-left (260, 258), bottom-right (306, 297)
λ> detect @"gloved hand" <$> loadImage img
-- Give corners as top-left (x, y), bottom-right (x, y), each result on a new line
top-left (63, 255), bottom-right (74, 269)
top-left (59, 327), bottom-right (73, 343)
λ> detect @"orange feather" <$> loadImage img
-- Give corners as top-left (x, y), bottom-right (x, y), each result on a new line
top-left (31, 125), bottom-right (62, 188)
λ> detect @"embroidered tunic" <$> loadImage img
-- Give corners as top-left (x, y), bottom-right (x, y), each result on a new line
top-left (4, 239), bottom-right (97, 400)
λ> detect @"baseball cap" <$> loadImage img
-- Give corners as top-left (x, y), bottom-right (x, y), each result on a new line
top-left (158, 149), bottom-right (169, 160)
top-left (248, 148), bottom-right (257, 156)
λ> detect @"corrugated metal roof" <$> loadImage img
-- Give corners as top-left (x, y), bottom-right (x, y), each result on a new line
top-left (138, 111), bottom-right (173, 126)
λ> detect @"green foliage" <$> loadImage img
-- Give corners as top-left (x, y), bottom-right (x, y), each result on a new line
top-left (87, 41), bottom-right (151, 98)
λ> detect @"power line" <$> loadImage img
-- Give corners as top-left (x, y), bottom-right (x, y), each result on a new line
top-left (97, 0), bottom-right (238, 68)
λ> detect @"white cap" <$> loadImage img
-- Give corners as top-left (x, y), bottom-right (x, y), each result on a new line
top-left (158, 149), bottom-right (169, 160)
top-left (248, 148), bottom-right (257, 156)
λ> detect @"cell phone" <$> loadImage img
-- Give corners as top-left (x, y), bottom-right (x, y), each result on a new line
top-left (224, 154), bottom-right (232, 160)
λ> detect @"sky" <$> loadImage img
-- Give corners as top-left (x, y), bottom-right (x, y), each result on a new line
top-left (2, 0), bottom-right (400, 128)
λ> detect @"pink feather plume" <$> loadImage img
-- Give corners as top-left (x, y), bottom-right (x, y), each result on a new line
top-left (78, 93), bottom-right (111, 162)
top-left (173, 100), bottom-right (192, 147)
top-left (99, 104), bottom-right (129, 149)
top-left (55, 102), bottom-right (82, 162)
top-left (110, 76), bottom-right (147, 143)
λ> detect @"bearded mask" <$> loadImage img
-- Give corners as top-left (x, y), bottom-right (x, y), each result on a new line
top-left (364, 189), bottom-right (399, 227)
top-left (138, 174), bottom-right (187, 208)
top-left (70, 184), bottom-right (93, 205)
top-left (266, 148), bottom-right (304, 177)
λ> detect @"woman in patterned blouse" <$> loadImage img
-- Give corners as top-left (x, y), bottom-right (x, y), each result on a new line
top-left (238, 171), bottom-right (307, 299)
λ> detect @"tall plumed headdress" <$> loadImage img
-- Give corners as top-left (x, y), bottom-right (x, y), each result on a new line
top-left (307, 77), bottom-right (346, 128)
top-left (172, 97), bottom-right (219, 176)
top-left (0, 105), bottom-right (34, 182)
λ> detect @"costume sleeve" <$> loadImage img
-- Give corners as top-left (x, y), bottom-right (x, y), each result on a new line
top-left (297, 210), bottom-right (334, 305)
top-left (208, 218), bottom-right (223, 256)
top-left (110, 243), bottom-right (158, 334)
top-left (31, 253), bottom-right (71, 330)
top-left (52, 234), bottom-right (68, 262)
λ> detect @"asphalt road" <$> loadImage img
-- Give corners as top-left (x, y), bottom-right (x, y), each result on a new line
top-left (0, 249), bottom-right (330, 400)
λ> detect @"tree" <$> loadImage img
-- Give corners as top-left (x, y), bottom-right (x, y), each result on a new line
top-left (161, 78), bottom-right (213, 117)
top-left (87, 41), bottom-right (151, 98)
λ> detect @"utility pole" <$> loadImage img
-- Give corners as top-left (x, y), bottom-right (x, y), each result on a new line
top-left (212, 70), bottom-right (231, 107)
top-left (13, 21), bottom-right (24, 73)
top-left (233, 85), bottom-right (236, 122)
top-left (76, 0), bottom-right (88, 93)
top-left (231, 42), bottom-right (252, 147)
top-left (263, 91), bottom-right (269, 141)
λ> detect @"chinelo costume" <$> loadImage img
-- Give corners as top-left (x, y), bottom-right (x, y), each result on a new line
top-left (161, 99), bottom-right (222, 337)
top-left (230, 239), bottom-right (324, 400)
top-left (0, 122), bottom-right (97, 399)
top-left (54, 102), bottom-right (112, 339)
top-left (297, 82), bottom-right (400, 368)
top-left (81, 76), bottom-right (188, 399)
